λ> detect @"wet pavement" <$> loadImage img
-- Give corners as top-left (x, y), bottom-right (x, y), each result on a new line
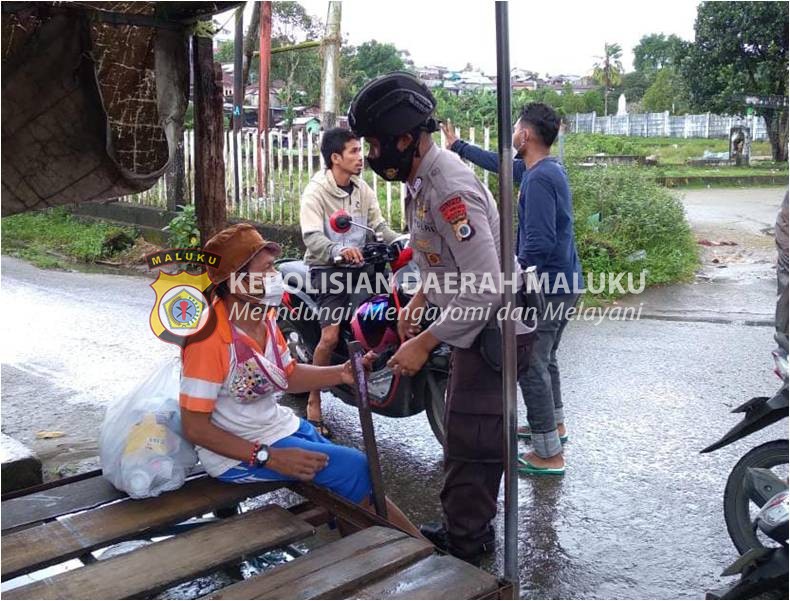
top-left (617, 187), bottom-right (785, 326)
top-left (2, 253), bottom-right (784, 598)
top-left (1, 187), bottom-right (787, 598)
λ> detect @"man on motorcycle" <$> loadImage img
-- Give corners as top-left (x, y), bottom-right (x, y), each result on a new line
top-left (300, 127), bottom-right (400, 437)
top-left (348, 71), bottom-right (534, 563)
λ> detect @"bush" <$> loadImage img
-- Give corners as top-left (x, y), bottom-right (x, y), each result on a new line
top-left (2, 208), bottom-right (138, 264)
top-left (164, 204), bottom-right (200, 248)
top-left (569, 166), bottom-right (699, 294)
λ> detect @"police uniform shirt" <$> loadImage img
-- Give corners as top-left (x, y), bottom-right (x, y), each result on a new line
top-left (406, 143), bottom-right (523, 349)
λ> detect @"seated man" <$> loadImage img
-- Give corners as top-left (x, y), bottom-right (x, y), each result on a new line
top-left (299, 127), bottom-right (399, 437)
top-left (180, 223), bottom-right (420, 537)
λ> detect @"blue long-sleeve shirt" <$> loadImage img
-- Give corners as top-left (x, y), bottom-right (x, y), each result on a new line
top-left (451, 140), bottom-right (582, 294)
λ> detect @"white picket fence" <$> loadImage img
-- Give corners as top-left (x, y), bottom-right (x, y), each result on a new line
top-left (568, 111), bottom-right (768, 139)
top-left (120, 112), bottom-right (768, 226)
top-left (119, 126), bottom-right (491, 228)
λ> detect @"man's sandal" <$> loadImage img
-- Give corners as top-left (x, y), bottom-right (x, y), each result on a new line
top-left (517, 454), bottom-right (566, 476)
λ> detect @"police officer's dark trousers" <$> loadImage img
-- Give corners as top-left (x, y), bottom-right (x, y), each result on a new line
top-left (440, 333), bottom-right (533, 555)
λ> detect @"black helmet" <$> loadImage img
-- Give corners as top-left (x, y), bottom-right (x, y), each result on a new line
top-left (348, 71), bottom-right (439, 138)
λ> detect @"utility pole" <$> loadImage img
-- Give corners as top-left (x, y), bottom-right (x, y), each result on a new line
top-left (320, 1), bottom-right (341, 129)
top-left (495, 3), bottom-right (519, 598)
top-left (232, 6), bottom-right (243, 205)
top-left (258, 0), bottom-right (272, 198)
top-left (192, 26), bottom-right (227, 242)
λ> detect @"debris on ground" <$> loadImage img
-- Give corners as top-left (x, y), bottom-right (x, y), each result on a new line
top-left (697, 239), bottom-right (738, 247)
top-left (36, 430), bottom-right (65, 439)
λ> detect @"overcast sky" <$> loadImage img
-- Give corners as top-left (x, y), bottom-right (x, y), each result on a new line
top-left (216, 0), bottom-right (700, 76)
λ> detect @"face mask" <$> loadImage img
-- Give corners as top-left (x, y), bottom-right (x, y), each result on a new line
top-left (368, 135), bottom-right (419, 182)
top-left (232, 272), bottom-right (284, 306)
top-left (262, 272), bottom-right (285, 306)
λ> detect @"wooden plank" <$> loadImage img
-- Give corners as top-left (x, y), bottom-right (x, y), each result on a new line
top-left (1, 468), bottom-right (103, 503)
top-left (1, 477), bottom-right (283, 581)
top-left (2, 476), bottom-right (125, 532)
top-left (204, 526), bottom-right (433, 600)
top-left (5, 505), bottom-right (314, 600)
top-left (288, 483), bottom-right (393, 533)
top-left (349, 555), bottom-right (499, 600)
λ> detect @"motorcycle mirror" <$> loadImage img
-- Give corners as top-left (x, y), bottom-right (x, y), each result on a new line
top-left (330, 210), bottom-right (353, 233)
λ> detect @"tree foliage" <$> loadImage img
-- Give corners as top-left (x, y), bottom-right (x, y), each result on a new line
top-left (681, 1), bottom-right (788, 160)
top-left (633, 34), bottom-right (688, 76)
top-left (339, 40), bottom-right (410, 109)
top-left (592, 43), bottom-right (624, 115)
top-left (641, 68), bottom-right (690, 113)
top-left (614, 71), bottom-right (650, 106)
top-left (216, 1), bottom-right (324, 117)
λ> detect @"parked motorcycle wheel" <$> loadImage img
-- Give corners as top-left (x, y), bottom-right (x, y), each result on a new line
top-left (724, 439), bottom-right (789, 554)
top-left (422, 371), bottom-right (448, 446)
top-left (279, 319), bottom-right (314, 402)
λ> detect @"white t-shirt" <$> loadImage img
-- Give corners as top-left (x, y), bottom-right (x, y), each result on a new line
top-left (179, 300), bottom-right (299, 477)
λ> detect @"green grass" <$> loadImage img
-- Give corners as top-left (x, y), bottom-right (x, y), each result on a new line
top-left (2, 208), bottom-right (138, 268)
top-left (619, 136), bottom-right (774, 165)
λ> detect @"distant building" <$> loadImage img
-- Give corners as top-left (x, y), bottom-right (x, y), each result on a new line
top-left (275, 116), bottom-right (321, 135)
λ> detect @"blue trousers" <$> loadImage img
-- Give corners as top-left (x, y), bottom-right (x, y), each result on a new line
top-left (218, 419), bottom-right (372, 503)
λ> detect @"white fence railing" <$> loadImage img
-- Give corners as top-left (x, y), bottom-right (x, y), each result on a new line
top-left (119, 126), bottom-right (491, 227)
top-left (120, 113), bottom-right (768, 226)
top-left (568, 111), bottom-right (768, 139)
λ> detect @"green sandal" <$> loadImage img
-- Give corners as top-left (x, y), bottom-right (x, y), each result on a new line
top-left (517, 426), bottom-right (568, 444)
top-left (517, 455), bottom-right (565, 476)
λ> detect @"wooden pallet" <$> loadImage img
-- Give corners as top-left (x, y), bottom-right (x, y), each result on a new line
top-left (1, 473), bottom-right (505, 600)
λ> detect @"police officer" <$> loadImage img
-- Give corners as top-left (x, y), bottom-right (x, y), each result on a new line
top-left (348, 72), bottom-right (533, 563)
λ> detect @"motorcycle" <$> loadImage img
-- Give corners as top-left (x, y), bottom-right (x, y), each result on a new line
top-left (274, 211), bottom-right (450, 445)
top-left (702, 351), bottom-right (789, 599)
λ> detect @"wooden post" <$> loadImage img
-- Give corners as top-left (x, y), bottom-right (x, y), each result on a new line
top-left (192, 31), bottom-right (227, 242)
top-left (320, 1), bottom-right (342, 129)
top-left (165, 135), bottom-right (185, 212)
top-left (258, 1), bottom-right (272, 198)
top-left (232, 7), bottom-right (244, 206)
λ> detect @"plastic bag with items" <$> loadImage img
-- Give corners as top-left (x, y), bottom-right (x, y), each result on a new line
top-left (99, 357), bottom-right (197, 499)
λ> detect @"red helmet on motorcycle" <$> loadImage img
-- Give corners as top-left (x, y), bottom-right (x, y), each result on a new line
top-left (350, 294), bottom-right (399, 353)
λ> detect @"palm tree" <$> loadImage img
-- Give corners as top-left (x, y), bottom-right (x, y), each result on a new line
top-left (592, 43), bottom-right (624, 116)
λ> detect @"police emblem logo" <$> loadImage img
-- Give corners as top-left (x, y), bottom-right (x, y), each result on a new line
top-left (164, 289), bottom-right (204, 329)
top-left (150, 271), bottom-right (215, 347)
top-left (426, 253), bottom-right (442, 266)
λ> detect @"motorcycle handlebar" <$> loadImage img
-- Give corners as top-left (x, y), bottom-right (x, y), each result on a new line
top-left (332, 242), bottom-right (401, 267)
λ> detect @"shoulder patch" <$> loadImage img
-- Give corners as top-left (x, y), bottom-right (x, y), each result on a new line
top-left (438, 196), bottom-right (476, 242)
top-left (439, 196), bottom-right (468, 224)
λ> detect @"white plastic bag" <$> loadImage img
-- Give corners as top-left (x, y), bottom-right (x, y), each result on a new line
top-left (100, 357), bottom-right (197, 499)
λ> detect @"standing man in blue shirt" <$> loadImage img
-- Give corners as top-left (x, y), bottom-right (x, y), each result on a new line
top-left (443, 103), bottom-right (582, 475)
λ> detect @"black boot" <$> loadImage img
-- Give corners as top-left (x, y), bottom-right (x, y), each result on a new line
top-left (419, 522), bottom-right (495, 565)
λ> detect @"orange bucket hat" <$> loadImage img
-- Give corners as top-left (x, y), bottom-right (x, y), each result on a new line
top-left (203, 223), bottom-right (281, 285)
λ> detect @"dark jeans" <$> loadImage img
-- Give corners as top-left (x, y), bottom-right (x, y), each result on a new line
top-left (518, 293), bottom-right (579, 458)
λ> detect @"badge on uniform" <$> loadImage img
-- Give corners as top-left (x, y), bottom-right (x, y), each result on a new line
top-left (414, 238), bottom-right (433, 252)
top-left (426, 253), bottom-right (442, 266)
top-left (439, 196), bottom-right (475, 242)
top-left (416, 199), bottom-right (428, 220)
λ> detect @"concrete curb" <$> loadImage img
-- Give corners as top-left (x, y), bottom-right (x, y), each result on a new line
top-left (1, 433), bottom-right (42, 492)
top-left (659, 175), bottom-right (788, 188)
